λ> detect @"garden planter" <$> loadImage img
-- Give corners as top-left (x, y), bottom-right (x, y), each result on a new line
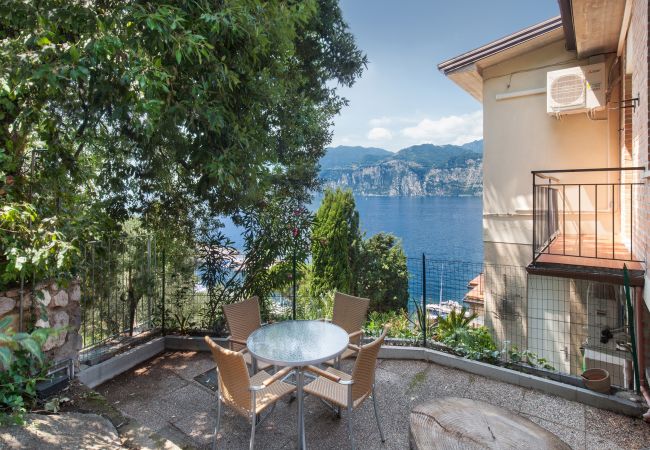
top-left (582, 368), bottom-right (611, 394)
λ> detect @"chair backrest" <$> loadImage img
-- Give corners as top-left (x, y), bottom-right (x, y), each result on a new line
top-left (350, 325), bottom-right (389, 402)
top-left (222, 296), bottom-right (262, 351)
top-left (332, 292), bottom-right (370, 343)
top-left (204, 336), bottom-right (252, 413)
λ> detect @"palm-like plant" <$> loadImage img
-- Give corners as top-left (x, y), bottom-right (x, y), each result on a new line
top-left (436, 306), bottom-right (477, 340)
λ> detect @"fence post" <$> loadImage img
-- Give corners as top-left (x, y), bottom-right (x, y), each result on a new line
top-left (161, 248), bottom-right (166, 335)
top-left (422, 253), bottom-right (426, 347)
top-left (292, 251), bottom-right (297, 320)
top-left (146, 237), bottom-right (152, 328)
top-left (18, 273), bottom-right (24, 333)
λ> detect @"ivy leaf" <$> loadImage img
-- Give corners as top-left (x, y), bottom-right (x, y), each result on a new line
top-left (0, 347), bottom-right (12, 368)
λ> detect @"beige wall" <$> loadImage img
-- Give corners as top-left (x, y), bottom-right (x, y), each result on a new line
top-left (481, 39), bottom-right (620, 267)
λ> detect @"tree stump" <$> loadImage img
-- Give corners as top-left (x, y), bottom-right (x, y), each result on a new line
top-left (409, 397), bottom-right (571, 450)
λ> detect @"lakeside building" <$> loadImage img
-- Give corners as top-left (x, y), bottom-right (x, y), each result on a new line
top-left (439, 0), bottom-right (650, 389)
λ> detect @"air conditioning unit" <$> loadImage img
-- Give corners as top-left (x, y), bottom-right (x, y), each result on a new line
top-left (546, 63), bottom-right (606, 114)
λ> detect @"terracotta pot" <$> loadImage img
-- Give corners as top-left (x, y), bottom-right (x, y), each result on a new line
top-left (581, 368), bottom-right (611, 394)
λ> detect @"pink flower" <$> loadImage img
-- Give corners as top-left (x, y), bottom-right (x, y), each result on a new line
top-left (292, 227), bottom-right (299, 238)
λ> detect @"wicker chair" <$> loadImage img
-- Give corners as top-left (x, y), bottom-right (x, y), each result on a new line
top-left (204, 336), bottom-right (295, 450)
top-left (323, 292), bottom-right (370, 366)
top-left (222, 297), bottom-right (271, 371)
top-left (304, 325), bottom-right (389, 450)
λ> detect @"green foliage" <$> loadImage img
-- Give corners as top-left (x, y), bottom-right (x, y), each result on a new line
top-left (310, 188), bottom-right (361, 296)
top-left (0, 203), bottom-right (77, 289)
top-left (365, 310), bottom-right (419, 340)
top-left (1, 0), bottom-right (366, 245)
top-left (440, 326), bottom-right (499, 362)
top-left (436, 307), bottom-right (478, 339)
top-left (434, 307), bottom-right (498, 362)
top-left (357, 233), bottom-right (408, 312)
top-left (166, 272), bottom-right (200, 334)
top-left (297, 288), bottom-right (335, 321)
top-left (0, 316), bottom-right (59, 425)
top-left (199, 199), bottom-right (312, 326)
top-left (503, 343), bottom-right (556, 371)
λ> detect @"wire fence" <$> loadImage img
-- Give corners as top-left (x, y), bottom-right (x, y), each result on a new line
top-left (74, 238), bottom-right (638, 391)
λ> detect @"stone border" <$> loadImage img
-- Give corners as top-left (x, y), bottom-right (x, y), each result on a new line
top-left (78, 337), bottom-right (165, 389)
top-left (379, 345), bottom-right (645, 418)
top-left (77, 335), bottom-right (646, 418)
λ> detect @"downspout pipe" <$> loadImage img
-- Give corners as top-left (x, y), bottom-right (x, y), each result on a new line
top-left (634, 287), bottom-right (650, 421)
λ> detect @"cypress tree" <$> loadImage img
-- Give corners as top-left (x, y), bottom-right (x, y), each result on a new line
top-left (311, 188), bottom-right (361, 295)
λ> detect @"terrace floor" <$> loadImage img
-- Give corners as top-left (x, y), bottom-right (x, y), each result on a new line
top-left (97, 351), bottom-right (650, 450)
top-left (536, 233), bottom-right (643, 271)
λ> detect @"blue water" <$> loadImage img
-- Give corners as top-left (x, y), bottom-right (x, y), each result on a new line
top-left (222, 196), bottom-right (483, 263)
top-left (349, 196), bottom-right (483, 262)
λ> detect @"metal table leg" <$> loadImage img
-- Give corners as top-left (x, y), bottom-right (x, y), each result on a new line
top-left (297, 367), bottom-right (306, 449)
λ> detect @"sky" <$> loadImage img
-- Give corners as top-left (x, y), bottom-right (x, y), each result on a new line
top-left (330, 0), bottom-right (560, 151)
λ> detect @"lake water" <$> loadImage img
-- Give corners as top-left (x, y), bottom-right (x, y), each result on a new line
top-left (348, 196), bottom-right (483, 262)
top-left (223, 196), bottom-right (483, 263)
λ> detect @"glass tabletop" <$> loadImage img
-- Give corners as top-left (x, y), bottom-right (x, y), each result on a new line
top-left (247, 320), bottom-right (349, 366)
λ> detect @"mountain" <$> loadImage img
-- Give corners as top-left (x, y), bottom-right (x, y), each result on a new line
top-left (319, 140), bottom-right (483, 197)
top-left (459, 140), bottom-right (483, 154)
top-left (320, 146), bottom-right (393, 169)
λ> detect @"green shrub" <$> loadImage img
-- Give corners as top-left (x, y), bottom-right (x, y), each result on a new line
top-left (365, 309), bottom-right (420, 340)
top-left (0, 316), bottom-right (60, 425)
top-left (440, 326), bottom-right (499, 362)
top-left (503, 343), bottom-right (556, 371)
top-left (434, 307), bottom-right (498, 362)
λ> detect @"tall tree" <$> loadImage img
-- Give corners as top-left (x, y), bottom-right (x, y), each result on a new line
top-left (310, 188), bottom-right (361, 295)
top-left (357, 233), bottom-right (409, 312)
top-left (0, 0), bottom-right (366, 287)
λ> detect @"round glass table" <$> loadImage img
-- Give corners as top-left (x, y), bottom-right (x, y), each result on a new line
top-left (247, 320), bottom-right (349, 449)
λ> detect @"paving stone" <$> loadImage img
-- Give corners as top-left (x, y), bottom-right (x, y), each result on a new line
top-left (584, 405), bottom-right (650, 450)
top-left (585, 433), bottom-right (626, 450)
top-left (97, 353), bottom-right (650, 450)
top-left (520, 389), bottom-right (586, 431)
top-left (0, 413), bottom-right (122, 449)
top-left (464, 374), bottom-right (527, 413)
top-left (160, 351), bottom-right (216, 381)
top-left (518, 414), bottom-right (585, 449)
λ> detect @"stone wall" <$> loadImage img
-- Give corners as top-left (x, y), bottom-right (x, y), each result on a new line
top-left (0, 280), bottom-right (82, 365)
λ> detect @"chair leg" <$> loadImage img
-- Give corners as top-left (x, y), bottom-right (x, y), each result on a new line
top-left (371, 385), bottom-right (385, 442)
top-left (347, 404), bottom-right (354, 450)
top-left (249, 413), bottom-right (256, 450)
top-left (212, 398), bottom-right (222, 450)
top-left (250, 392), bottom-right (257, 450)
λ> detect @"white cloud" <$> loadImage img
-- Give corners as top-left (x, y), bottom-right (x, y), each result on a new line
top-left (400, 111), bottom-right (482, 145)
top-left (367, 127), bottom-right (393, 141)
top-left (369, 117), bottom-right (393, 127)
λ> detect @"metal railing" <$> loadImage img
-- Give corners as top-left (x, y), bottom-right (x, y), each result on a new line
top-left (532, 167), bottom-right (644, 264)
top-left (72, 237), bottom-right (641, 391)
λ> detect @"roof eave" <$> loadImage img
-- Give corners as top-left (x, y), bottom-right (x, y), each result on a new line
top-left (437, 16), bottom-right (563, 76)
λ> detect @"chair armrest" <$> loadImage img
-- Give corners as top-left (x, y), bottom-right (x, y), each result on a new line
top-left (262, 367), bottom-right (293, 387)
top-left (305, 365), bottom-right (342, 383)
top-left (347, 343), bottom-right (360, 352)
top-left (348, 330), bottom-right (363, 340)
top-left (249, 384), bottom-right (265, 391)
top-left (229, 337), bottom-right (248, 346)
top-left (238, 347), bottom-right (249, 355)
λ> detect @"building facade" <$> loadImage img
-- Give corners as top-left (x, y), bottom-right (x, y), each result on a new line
top-left (440, 0), bottom-right (650, 403)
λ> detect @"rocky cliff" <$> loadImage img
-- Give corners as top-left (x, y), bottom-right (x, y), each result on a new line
top-left (320, 141), bottom-right (483, 197)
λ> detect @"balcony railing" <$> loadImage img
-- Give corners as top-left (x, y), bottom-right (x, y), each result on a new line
top-left (531, 167), bottom-right (645, 266)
